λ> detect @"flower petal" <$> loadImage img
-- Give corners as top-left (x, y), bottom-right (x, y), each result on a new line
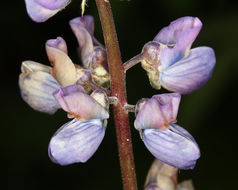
top-left (48, 118), bottom-right (105, 165)
top-left (160, 47), bottom-right (216, 94)
top-left (21, 60), bottom-right (51, 73)
top-left (154, 17), bottom-right (202, 70)
top-left (134, 93), bottom-right (181, 130)
top-left (46, 37), bottom-right (77, 87)
top-left (24, 0), bottom-right (70, 22)
top-left (144, 159), bottom-right (177, 190)
top-left (154, 17), bottom-right (202, 49)
top-left (19, 71), bottom-right (61, 114)
top-left (69, 17), bottom-right (94, 68)
top-left (53, 85), bottom-right (109, 120)
top-left (142, 124), bottom-right (200, 170)
top-left (176, 180), bottom-right (195, 190)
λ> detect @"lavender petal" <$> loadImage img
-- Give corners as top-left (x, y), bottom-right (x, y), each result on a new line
top-left (160, 47), bottom-right (216, 94)
top-left (142, 124), bottom-right (200, 170)
top-left (48, 118), bottom-right (105, 165)
top-left (24, 0), bottom-right (70, 22)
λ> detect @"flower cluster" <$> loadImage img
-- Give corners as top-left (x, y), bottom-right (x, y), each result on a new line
top-left (21, 0), bottom-right (216, 170)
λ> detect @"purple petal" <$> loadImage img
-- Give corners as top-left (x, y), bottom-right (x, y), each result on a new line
top-left (69, 17), bottom-right (94, 68)
top-left (48, 118), bottom-right (105, 165)
top-left (154, 17), bottom-right (202, 70)
top-left (53, 85), bottom-right (109, 120)
top-left (154, 17), bottom-right (202, 47)
top-left (24, 0), bottom-right (70, 22)
top-left (142, 124), bottom-right (200, 170)
top-left (134, 93), bottom-right (181, 130)
top-left (19, 70), bottom-right (61, 114)
top-left (46, 37), bottom-right (77, 87)
top-left (160, 47), bottom-right (216, 94)
top-left (34, 0), bottom-right (70, 10)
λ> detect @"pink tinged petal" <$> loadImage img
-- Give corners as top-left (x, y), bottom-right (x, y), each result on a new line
top-left (48, 118), bottom-right (105, 165)
top-left (69, 17), bottom-right (94, 68)
top-left (24, 0), bottom-right (70, 23)
top-left (21, 60), bottom-right (51, 73)
top-left (53, 85), bottom-right (109, 120)
top-left (46, 37), bottom-right (77, 87)
top-left (142, 124), bottom-right (200, 170)
top-left (46, 36), bottom-right (67, 54)
top-left (160, 47), bottom-right (216, 94)
top-left (19, 71), bottom-right (61, 114)
top-left (152, 93), bottom-right (181, 124)
top-left (134, 93), bottom-right (181, 130)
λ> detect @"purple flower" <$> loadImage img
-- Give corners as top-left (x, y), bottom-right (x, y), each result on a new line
top-left (24, 0), bottom-right (70, 22)
top-left (135, 93), bottom-right (200, 169)
top-left (138, 17), bottom-right (215, 94)
top-left (48, 85), bottom-right (109, 165)
top-left (69, 16), bottom-right (110, 87)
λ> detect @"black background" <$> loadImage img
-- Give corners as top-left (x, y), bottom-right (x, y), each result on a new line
top-left (1, 0), bottom-right (238, 189)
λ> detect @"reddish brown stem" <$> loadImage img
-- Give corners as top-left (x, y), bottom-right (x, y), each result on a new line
top-left (95, 1), bottom-right (138, 190)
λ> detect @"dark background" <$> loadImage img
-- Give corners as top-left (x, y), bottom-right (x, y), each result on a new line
top-left (1, 0), bottom-right (238, 189)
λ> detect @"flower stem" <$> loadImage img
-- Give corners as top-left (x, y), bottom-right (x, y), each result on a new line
top-left (123, 54), bottom-right (143, 72)
top-left (95, 1), bottom-right (138, 190)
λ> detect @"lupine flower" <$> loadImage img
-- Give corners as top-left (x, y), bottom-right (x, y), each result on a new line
top-left (134, 93), bottom-right (200, 169)
top-left (127, 17), bottom-right (216, 94)
top-left (48, 85), bottom-right (109, 165)
top-left (19, 37), bottom-right (90, 114)
top-left (24, 0), bottom-right (71, 22)
top-left (69, 15), bottom-right (110, 87)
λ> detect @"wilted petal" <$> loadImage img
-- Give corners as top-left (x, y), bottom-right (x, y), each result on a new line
top-left (19, 71), bottom-right (61, 114)
top-left (134, 93), bottom-right (181, 130)
top-left (21, 60), bottom-right (51, 73)
top-left (90, 89), bottom-right (109, 110)
top-left (46, 37), bottom-right (77, 87)
top-left (54, 85), bottom-right (109, 120)
top-left (69, 17), bottom-right (94, 68)
top-left (90, 47), bottom-right (110, 87)
top-left (160, 47), bottom-right (216, 94)
top-left (25, 0), bottom-right (70, 22)
top-left (144, 159), bottom-right (177, 190)
top-left (48, 118), bottom-right (105, 165)
top-left (142, 124), bottom-right (200, 170)
top-left (176, 180), bottom-right (194, 190)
